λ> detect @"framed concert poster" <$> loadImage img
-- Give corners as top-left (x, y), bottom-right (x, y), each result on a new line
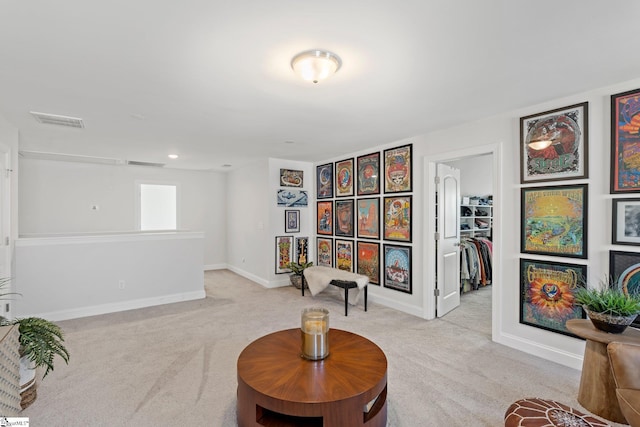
top-left (520, 184), bottom-right (588, 259)
top-left (316, 201), bottom-right (333, 235)
top-left (295, 237), bottom-right (309, 265)
top-left (316, 163), bottom-right (333, 199)
top-left (280, 169), bottom-right (303, 188)
top-left (520, 102), bottom-right (588, 184)
top-left (519, 258), bottom-right (586, 338)
top-left (611, 88), bottom-right (640, 193)
top-left (357, 198), bottom-right (380, 239)
top-left (316, 237), bottom-right (333, 268)
top-left (335, 158), bottom-right (354, 197)
top-left (383, 244), bottom-right (412, 294)
top-left (284, 210), bottom-right (300, 233)
top-left (612, 198), bottom-right (640, 245)
top-left (383, 196), bottom-right (412, 242)
top-left (357, 241), bottom-right (380, 285)
top-left (384, 144), bottom-right (412, 193)
top-left (335, 199), bottom-right (354, 237)
top-left (335, 239), bottom-right (354, 272)
top-left (275, 236), bottom-right (293, 274)
top-left (357, 152), bottom-right (380, 196)
top-left (609, 250), bottom-right (640, 328)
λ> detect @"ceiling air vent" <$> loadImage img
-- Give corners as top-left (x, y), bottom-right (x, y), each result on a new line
top-left (19, 150), bottom-right (122, 165)
top-left (30, 111), bottom-right (84, 128)
top-left (126, 160), bottom-right (165, 168)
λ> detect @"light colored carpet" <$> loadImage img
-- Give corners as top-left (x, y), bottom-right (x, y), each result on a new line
top-left (22, 270), bottom-right (617, 426)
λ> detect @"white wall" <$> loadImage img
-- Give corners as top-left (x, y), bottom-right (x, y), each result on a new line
top-left (446, 154), bottom-right (493, 197)
top-left (18, 158), bottom-right (227, 268)
top-left (225, 158), bottom-right (313, 287)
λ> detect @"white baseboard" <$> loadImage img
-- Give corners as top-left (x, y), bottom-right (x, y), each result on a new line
top-left (496, 331), bottom-right (584, 370)
top-left (204, 263), bottom-right (227, 271)
top-left (226, 265), bottom-right (290, 288)
top-left (368, 293), bottom-right (424, 317)
top-left (26, 290), bottom-right (207, 322)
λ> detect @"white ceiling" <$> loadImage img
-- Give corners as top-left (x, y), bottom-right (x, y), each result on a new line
top-left (1, 1), bottom-right (639, 171)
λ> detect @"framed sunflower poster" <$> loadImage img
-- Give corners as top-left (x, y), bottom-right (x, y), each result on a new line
top-left (519, 258), bottom-right (586, 338)
top-left (521, 184), bottom-right (588, 259)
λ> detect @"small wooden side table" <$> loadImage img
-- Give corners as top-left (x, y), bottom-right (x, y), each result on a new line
top-left (566, 319), bottom-right (640, 423)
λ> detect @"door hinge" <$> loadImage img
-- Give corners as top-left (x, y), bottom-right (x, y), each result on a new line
top-left (434, 232), bottom-right (440, 240)
top-left (5, 169), bottom-right (12, 179)
top-left (434, 176), bottom-right (440, 184)
top-left (434, 288), bottom-right (440, 297)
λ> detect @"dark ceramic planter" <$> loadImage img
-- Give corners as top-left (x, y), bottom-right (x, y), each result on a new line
top-left (584, 306), bottom-right (637, 334)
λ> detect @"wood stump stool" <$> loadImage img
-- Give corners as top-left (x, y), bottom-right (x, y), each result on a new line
top-left (504, 398), bottom-right (609, 427)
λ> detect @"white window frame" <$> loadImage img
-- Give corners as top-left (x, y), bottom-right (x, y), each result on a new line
top-left (135, 180), bottom-right (180, 231)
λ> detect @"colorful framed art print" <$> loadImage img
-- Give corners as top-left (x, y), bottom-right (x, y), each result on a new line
top-left (519, 258), bottom-right (586, 338)
top-left (316, 237), bottom-right (333, 268)
top-left (275, 236), bottom-right (293, 274)
top-left (383, 196), bottom-right (411, 242)
top-left (520, 102), bottom-right (588, 184)
top-left (295, 237), bottom-right (309, 265)
top-left (611, 88), bottom-right (640, 193)
top-left (317, 201), bottom-right (333, 236)
top-left (384, 144), bottom-right (412, 193)
top-left (357, 241), bottom-right (380, 285)
top-left (609, 250), bottom-right (640, 328)
top-left (383, 244), bottom-right (411, 294)
top-left (316, 163), bottom-right (333, 199)
top-left (334, 199), bottom-right (354, 238)
top-left (521, 184), bottom-right (588, 259)
top-left (357, 198), bottom-right (380, 239)
top-left (335, 158), bottom-right (354, 197)
top-left (357, 152), bottom-right (380, 196)
top-left (335, 239), bottom-right (354, 272)
top-left (280, 169), bottom-right (303, 188)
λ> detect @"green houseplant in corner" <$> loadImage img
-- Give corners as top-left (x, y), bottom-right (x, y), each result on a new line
top-left (287, 261), bottom-right (313, 290)
top-left (575, 286), bottom-right (640, 334)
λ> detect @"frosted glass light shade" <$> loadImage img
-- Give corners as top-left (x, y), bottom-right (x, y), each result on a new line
top-left (291, 50), bottom-right (342, 83)
top-left (528, 140), bottom-right (554, 150)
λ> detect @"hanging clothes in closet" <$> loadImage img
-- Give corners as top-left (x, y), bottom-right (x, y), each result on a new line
top-left (460, 237), bottom-right (492, 292)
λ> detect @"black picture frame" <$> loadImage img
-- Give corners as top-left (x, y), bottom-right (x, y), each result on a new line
top-left (612, 198), bottom-right (640, 245)
top-left (383, 195), bottom-right (412, 242)
top-left (611, 88), bottom-right (640, 193)
top-left (357, 241), bottom-right (380, 285)
top-left (383, 144), bottom-right (412, 193)
top-left (335, 158), bottom-right (354, 197)
top-left (316, 237), bottom-right (333, 268)
top-left (334, 199), bottom-right (354, 238)
top-left (356, 198), bottom-right (380, 240)
top-left (520, 102), bottom-right (589, 184)
top-left (284, 210), bottom-right (300, 233)
top-left (609, 250), bottom-right (640, 328)
top-left (275, 236), bottom-right (293, 274)
top-left (519, 258), bottom-right (587, 338)
top-left (357, 152), bottom-right (381, 196)
top-left (383, 244), bottom-right (412, 294)
top-left (520, 184), bottom-right (588, 259)
top-left (316, 163), bottom-right (334, 199)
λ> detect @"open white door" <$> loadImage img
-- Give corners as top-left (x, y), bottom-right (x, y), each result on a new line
top-left (436, 163), bottom-right (461, 317)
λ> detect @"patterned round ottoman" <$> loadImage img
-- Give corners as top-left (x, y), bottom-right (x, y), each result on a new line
top-left (504, 398), bottom-right (609, 427)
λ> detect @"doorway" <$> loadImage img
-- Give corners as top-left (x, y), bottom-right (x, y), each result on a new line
top-left (423, 143), bottom-right (501, 342)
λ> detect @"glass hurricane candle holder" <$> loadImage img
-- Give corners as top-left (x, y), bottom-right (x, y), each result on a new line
top-left (301, 307), bottom-right (329, 360)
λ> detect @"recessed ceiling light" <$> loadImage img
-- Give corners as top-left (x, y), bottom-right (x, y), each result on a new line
top-left (168, 154), bottom-right (179, 159)
top-left (222, 164), bottom-right (232, 168)
top-left (284, 140), bottom-right (295, 144)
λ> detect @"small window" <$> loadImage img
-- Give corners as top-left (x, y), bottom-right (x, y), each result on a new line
top-left (139, 184), bottom-right (177, 230)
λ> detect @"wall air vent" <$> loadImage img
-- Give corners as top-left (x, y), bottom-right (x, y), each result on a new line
top-left (19, 151), bottom-right (123, 165)
top-left (30, 111), bottom-right (84, 128)
top-left (126, 160), bottom-right (165, 168)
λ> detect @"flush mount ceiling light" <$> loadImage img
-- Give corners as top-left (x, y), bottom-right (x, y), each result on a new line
top-left (168, 154), bottom-right (179, 159)
top-left (291, 50), bottom-right (342, 83)
top-left (527, 139), bottom-right (554, 150)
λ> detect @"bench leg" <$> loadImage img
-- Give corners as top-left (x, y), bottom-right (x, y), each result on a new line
top-left (344, 286), bottom-right (349, 316)
top-left (364, 286), bottom-right (367, 312)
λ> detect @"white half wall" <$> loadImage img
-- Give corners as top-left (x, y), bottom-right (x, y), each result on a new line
top-left (14, 232), bottom-right (205, 320)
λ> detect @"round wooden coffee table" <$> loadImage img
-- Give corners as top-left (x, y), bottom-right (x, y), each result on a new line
top-left (237, 328), bottom-right (387, 427)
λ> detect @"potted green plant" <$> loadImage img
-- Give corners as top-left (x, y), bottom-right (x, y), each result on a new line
top-left (287, 261), bottom-right (313, 290)
top-left (575, 286), bottom-right (640, 333)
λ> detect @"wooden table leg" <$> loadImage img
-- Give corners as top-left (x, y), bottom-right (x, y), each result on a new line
top-left (577, 339), bottom-right (626, 423)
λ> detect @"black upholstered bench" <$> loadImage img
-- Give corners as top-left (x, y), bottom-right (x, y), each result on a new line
top-left (301, 275), bottom-right (368, 316)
